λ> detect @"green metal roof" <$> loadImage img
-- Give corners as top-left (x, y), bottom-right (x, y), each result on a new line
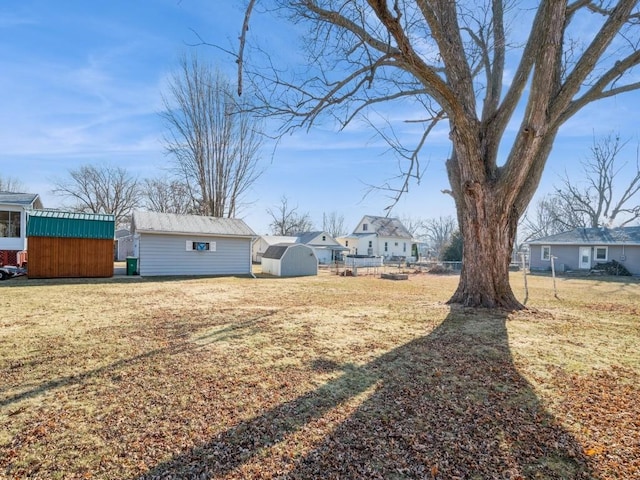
top-left (27, 210), bottom-right (115, 239)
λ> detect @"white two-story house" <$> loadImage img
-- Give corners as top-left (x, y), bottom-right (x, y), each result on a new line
top-left (0, 192), bottom-right (43, 266)
top-left (338, 215), bottom-right (414, 260)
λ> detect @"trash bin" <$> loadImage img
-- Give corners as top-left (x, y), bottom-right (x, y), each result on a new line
top-left (126, 257), bottom-right (138, 276)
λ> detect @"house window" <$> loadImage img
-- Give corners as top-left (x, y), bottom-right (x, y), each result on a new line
top-left (322, 235), bottom-right (326, 241)
top-left (0, 211), bottom-right (20, 238)
top-left (368, 240), bottom-right (373, 248)
top-left (595, 246), bottom-right (608, 261)
top-left (403, 242), bottom-right (407, 252)
top-left (394, 242), bottom-right (398, 247)
top-left (345, 240), bottom-right (349, 247)
top-left (541, 245), bottom-right (551, 261)
top-left (384, 242), bottom-right (388, 252)
top-left (362, 223), bottom-right (368, 231)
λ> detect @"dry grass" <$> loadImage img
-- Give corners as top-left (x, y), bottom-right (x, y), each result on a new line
top-left (1, 270), bottom-right (638, 479)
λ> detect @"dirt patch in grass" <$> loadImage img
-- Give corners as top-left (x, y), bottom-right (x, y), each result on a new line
top-left (1, 272), bottom-right (638, 479)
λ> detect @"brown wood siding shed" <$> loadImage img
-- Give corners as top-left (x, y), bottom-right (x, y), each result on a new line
top-left (27, 237), bottom-right (114, 278)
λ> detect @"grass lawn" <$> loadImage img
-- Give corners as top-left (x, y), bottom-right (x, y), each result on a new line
top-left (1, 270), bottom-right (639, 479)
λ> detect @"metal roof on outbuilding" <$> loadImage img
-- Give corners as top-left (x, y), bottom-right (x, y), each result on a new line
top-left (132, 210), bottom-right (256, 237)
top-left (27, 210), bottom-right (115, 239)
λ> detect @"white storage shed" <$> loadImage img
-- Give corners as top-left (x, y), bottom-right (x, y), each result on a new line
top-left (261, 243), bottom-right (318, 277)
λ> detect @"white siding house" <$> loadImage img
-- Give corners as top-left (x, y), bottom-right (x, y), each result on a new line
top-left (0, 192), bottom-right (42, 266)
top-left (253, 231), bottom-right (347, 265)
top-left (261, 243), bottom-right (318, 277)
top-left (294, 231), bottom-right (348, 264)
top-left (131, 211), bottom-right (256, 277)
top-left (338, 215), bottom-right (414, 260)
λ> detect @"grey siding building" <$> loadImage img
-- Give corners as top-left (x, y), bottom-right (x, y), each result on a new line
top-left (131, 211), bottom-right (256, 277)
top-left (528, 227), bottom-right (640, 275)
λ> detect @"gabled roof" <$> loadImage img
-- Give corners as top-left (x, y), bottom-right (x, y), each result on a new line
top-left (27, 210), bottom-right (115, 239)
top-left (295, 231), bottom-right (325, 244)
top-left (528, 227), bottom-right (640, 245)
top-left (0, 191), bottom-right (43, 209)
top-left (295, 230), bottom-right (343, 245)
top-left (359, 215), bottom-right (413, 238)
top-left (132, 210), bottom-right (256, 237)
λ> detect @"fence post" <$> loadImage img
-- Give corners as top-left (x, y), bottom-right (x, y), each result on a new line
top-left (520, 253), bottom-right (528, 305)
top-left (550, 255), bottom-right (558, 299)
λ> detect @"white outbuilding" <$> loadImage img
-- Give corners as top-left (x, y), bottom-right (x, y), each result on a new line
top-left (131, 211), bottom-right (256, 277)
top-left (261, 243), bottom-right (318, 277)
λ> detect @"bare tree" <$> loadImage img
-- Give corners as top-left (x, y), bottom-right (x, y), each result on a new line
top-left (553, 134), bottom-right (640, 228)
top-left (322, 211), bottom-right (348, 237)
top-left (421, 216), bottom-right (457, 260)
top-left (267, 196), bottom-right (314, 235)
top-left (52, 164), bottom-right (140, 227)
top-left (162, 54), bottom-right (263, 218)
top-left (399, 215), bottom-right (423, 238)
top-left (237, 1), bottom-right (640, 308)
top-left (0, 175), bottom-right (26, 193)
top-left (142, 176), bottom-right (194, 215)
top-left (522, 134), bottom-right (640, 240)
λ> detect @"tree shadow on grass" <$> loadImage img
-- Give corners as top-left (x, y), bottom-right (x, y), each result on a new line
top-left (139, 308), bottom-right (596, 479)
top-left (1, 311), bottom-right (277, 409)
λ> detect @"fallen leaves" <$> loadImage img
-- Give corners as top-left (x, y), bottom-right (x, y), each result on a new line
top-left (1, 273), bottom-right (639, 479)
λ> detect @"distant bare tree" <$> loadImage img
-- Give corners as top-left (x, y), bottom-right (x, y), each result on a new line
top-left (162, 54), bottom-right (263, 218)
top-left (553, 134), bottom-right (640, 228)
top-left (421, 216), bottom-right (457, 260)
top-left (142, 176), bottom-right (194, 215)
top-left (0, 175), bottom-right (26, 193)
top-left (399, 215), bottom-right (423, 238)
top-left (267, 196), bottom-right (314, 236)
top-left (322, 211), bottom-right (347, 238)
top-left (519, 195), bottom-right (587, 243)
top-left (52, 164), bottom-right (140, 227)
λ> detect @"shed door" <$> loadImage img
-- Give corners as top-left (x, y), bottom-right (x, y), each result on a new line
top-left (579, 247), bottom-right (591, 269)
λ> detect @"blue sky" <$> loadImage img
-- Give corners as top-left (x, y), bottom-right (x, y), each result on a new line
top-left (1, 1), bottom-right (639, 235)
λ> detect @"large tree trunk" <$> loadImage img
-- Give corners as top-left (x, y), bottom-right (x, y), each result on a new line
top-left (446, 140), bottom-right (525, 310)
top-left (449, 189), bottom-right (522, 310)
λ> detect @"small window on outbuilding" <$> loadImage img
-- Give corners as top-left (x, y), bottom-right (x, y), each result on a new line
top-left (186, 241), bottom-right (216, 252)
top-left (368, 240), bottom-right (373, 248)
top-left (541, 245), bottom-right (551, 261)
top-left (595, 246), bottom-right (608, 261)
top-left (362, 223), bottom-right (368, 231)
top-left (322, 235), bottom-right (326, 241)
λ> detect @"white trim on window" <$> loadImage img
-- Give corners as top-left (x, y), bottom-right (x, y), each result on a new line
top-left (595, 246), bottom-right (608, 261)
top-left (541, 245), bottom-right (551, 261)
top-left (186, 241), bottom-right (216, 252)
